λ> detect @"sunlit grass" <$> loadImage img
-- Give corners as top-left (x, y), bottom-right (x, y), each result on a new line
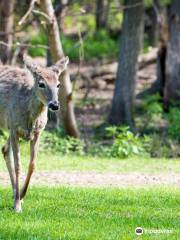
top-left (0, 150), bottom-right (179, 173)
top-left (0, 139), bottom-right (179, 174)
top-left (0, 187), bottom-right (179, 240)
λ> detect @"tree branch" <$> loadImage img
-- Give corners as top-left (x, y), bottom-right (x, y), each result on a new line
top-left (18, 0), bottom-right (37, 25)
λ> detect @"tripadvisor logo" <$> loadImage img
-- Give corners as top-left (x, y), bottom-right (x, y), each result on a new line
top-left (135, 227), bottom-right (143, 235)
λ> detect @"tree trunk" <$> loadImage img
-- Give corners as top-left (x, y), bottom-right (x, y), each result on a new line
top-left (108, 0), bottom-right (144, 129)
top-left (41, 0), bottom-right (80, 137)
top-left (96, 0), bottom-right (110, 30)
top-left (137, 2), bottom-right (169, 99)
top-left (145, 5), bottom-right (159, 47)
top-left (0, 0), bottom-right (15, 64)
top-left (164, 0), bottom-right (180, 107)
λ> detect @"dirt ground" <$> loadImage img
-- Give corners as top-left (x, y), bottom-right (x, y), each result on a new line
top-left (0, 171), bottom-right (179, 187)
top-left (74, 60), bottom-right (157, 135)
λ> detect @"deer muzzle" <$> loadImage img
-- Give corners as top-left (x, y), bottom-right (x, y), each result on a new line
top-left (48, 100), bottom-right (59, 111)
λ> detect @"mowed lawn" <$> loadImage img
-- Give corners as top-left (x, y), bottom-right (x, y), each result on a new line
top-left (0, 152), bottom-right (180, 174)
top-left (0, 187), bottom-right (179, 240)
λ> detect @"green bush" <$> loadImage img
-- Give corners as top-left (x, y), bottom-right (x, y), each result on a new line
top-left (28, 31), bottom-right (47, 57)
top-left (29, 30), bottom-right (118, 60)
top-left (40, 130), bottom-right (85, 155)
top-left (138, 94), bottom-right (163, 130)
top-left (143, 94), bottom-right (163, 120)
top-left (167, 107), bottom-right (180, 142)
top-left (147, 133), bottom-right (180, 158)
top-left (105, 126), bottom-right (149, 158)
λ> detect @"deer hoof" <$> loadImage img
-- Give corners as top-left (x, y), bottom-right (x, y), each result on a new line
top-left (14, 202), bottom-right (22, 213)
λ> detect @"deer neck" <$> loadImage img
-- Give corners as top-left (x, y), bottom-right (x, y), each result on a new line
top-left (29, 89), bottom-right (47, 122)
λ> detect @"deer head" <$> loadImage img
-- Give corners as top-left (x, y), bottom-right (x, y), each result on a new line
top-left (24, 55), bottom-right (69, 111)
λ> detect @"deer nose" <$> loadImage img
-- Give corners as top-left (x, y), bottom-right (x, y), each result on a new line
top-left (48, 101), bottom-right (59, 111)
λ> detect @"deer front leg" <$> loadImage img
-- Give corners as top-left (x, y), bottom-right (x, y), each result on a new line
top-left (20, 132), bottom-right (40, 200)
top-left (2, 137), bottom-right (16, 197)
top-left (11, 132), bottom-right (21, 213)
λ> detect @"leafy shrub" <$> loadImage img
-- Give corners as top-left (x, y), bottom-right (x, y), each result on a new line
top-left (143, 94), bottom-right (163, 120)
top-left (29, 31), bottom-right (47, 57)
top-left (139, 94), bottom-right (163, 130)
top-left (87, 141), bottom-right (110, 157)
top-left (83, 30), bottom-right (118, 60)
top-left (106, 126), bottom-right (149, 158)
top-left (29, 30), bottom-right (118, 60)
top-left (40, 130), bottom-right (85, 155)
top-left (167, 107), bottom-right (180, 142)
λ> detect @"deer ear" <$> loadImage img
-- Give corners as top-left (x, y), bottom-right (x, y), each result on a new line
top-left (23, 55), bottom-right (39, 73)
top-left (50, 56), bottom-right (69, 75)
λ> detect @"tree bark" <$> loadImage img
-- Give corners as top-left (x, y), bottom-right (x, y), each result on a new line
top-left (108, 0), bottom-right (144, 129)
top-left (40, 0), bottom-right (79, 137)
top-left (164, 0), bottom-right (180, 107)
top-left (0, 0), bottom-right (15, 64)
top-left (96, 0), bottom-right (110, 30)
top-left (137, 1), bottom-right (169, 99)
top-left (145, 5), bottom-right (159, 47)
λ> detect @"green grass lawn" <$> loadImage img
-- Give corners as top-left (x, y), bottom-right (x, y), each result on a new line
top-left (0, 187), bottom-right (179, 240)
top-left (1, 152), bottom-right (179, 174)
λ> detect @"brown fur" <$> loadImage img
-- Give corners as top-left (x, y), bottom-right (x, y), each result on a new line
top-left (0, 55), bottom-right (69, 212)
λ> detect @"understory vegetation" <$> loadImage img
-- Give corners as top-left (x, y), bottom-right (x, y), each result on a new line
top-left (29, 30), bottom-right (119, 61)
top-left (41, 95), bottom-right (180, 158)
top-left (0, 95), bottom-right (179, 160)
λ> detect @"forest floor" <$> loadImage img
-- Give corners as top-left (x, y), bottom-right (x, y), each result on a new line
top-left (72, 50), bottom-right (158, 136)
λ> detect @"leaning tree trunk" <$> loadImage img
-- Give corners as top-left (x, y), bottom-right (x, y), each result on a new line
top-left (164, 0), bottom-right (180, 107)
top-left (108, 0), bottom-right (144, 129)
top-left (156, 7), bottom-right (168, 98)
top-left (0, 0), bottom-right (15, 64)
top-left (136, 1), bottom-right (169, 99)
top-left (41, 0), bottom-right (79, 137)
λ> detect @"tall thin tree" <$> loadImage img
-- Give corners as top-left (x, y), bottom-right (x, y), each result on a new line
top-left (41, 0), bottom-right (79, 137)
top-left (0, 0), bottom-right (15, 63)
top-left (108, 0), bottom-right (144, 129)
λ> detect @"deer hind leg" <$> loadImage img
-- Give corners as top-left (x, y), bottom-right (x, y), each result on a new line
top-left (11, 131), bottom-right (21, 213)
top-left (20, 132), bottom-right (40, 200)
top-left (2, 137), bottom-right (16, 196)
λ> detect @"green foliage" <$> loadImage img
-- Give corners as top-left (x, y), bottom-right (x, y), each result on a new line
top-left (28, 30), bottom-right (118, 60)
top-left (106, 126), bottom-right (148, 158)
top-left (143, 94), bottom-right (163, 120)
top-left (167, 107), bottom-right (180, 142)
top-left (144, 0), bottom-right (171, 8)
top-left (62, 30), bottom-right (118, 60)
top-left (84, 30), bottom-right (118, 59)
top-left (64, 3), bottom-right (95, 31)
top-left (40, 130), bottom-right (85, 155)
top-left (144, 133), bottom-right (176, 158)
top-left (143, 33), bottom-right (152, 52)
top-left (138, 94), bottom-right (163, 130)
top-left (28, 31), bottom-right (47, 57)
top-left (108, 11), bottom-right (123, 31)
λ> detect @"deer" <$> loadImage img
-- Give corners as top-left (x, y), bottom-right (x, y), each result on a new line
top-left (0, 55), bottom-right (69, 212)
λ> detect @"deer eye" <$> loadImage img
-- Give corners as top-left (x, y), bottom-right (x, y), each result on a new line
top-left (38, 82), bottom-right (46, 88)
top-left (57, 83), bottom-right (60, 88)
